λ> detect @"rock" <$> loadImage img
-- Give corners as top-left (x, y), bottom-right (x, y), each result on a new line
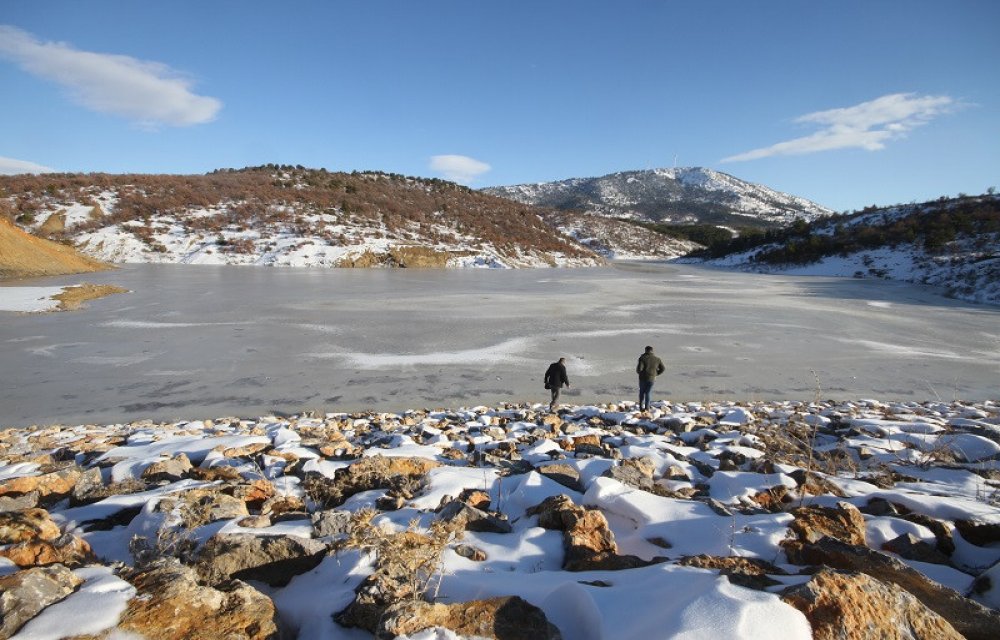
top-left (453, 544), bottom-right (487, 561)
top-left (312, 509), bottom-right (353, 537)
top-left (0, 508), bottom-right (61, 543)
top-left (303, 455), bottom-right (439, 509)
top-left (457, 488), bottom-right (492, 510)
top-left (375, 596), bottom-right (562, 640)
top-left (0, 491), bottom-right (39, 511)
top-left (787, 501), bottom-right (866, 546)
top-left (527, 494), bottom-right (654, 572)
top-left (601, 457), bottom-right (666, 496)
top-left (663, 465), bottom-right (691, 481)
top-left (882, 533), bottom-right (951, 565)
top-left (752, 485), bottom-right (791, 512)
top-left (236, 515), bottom-right (272, 528)
top-left (114, 559), bottom-right (281, 640)
top-left (782, 536), bottom-right (1000, 640)
top-left (0, 462), bottom-right (82, 504)
top-left (782, 569), bottom-right (962, 640)
top-left (376, 495), bottom-right (407, 511)
top-left (68, 467), bottom-right (105, 506)
top-left (955, 519), bottom-right (1000, 547)
top-left (259, 494), bottom-right (304, 517)
top-left (437, 501), bottom-right (512, 534)
top-left (233, 479), bottom-right (276, 512)
top-left (901, 513), bottom-right (955, 556)
top-left (0, 564), bottom-right (84, 638)
top-left (194, 533), bottom-right (328, 587)
top-left (679, 554), bottom-right (786, 590)
top-left (189, 466), bottom-right (242, 482)
top-left (705, 499), bottom-right (734, 517)
top-left (0, 533), bottom-right (96, 568)
top-left (537, 463), bottom-right (584, 492)
top-left (861, 496), bottom-right (899, 517)
top-left (788, 469), bottom-right (847, 497)
top-left (171, 488), bottom-right (250, 529)
top-left (140, 453), bottom-right (193, 483)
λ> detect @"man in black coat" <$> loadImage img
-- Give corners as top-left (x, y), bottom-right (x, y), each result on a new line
top-left (636, 345), bottom-right (665, 412)
top-left (544, 357), bottom-right (570, 412)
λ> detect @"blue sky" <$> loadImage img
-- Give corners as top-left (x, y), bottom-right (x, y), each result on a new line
top-left (1, 1), bottom-right (997, 212)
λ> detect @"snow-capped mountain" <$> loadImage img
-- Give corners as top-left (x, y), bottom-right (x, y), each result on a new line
top-left (484, 167), bottom-right (835, 226)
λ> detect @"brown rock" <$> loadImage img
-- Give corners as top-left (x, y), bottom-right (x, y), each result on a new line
top-left (955, 519), bottom-right (1000, 547)
top-left (0, 508), bottom-right (61, 543)
top-left (537, 463), bottom-right (584, 492)
top-left (527, 494), bottom-right (655, 572)
top-left (0, 533), bottom-right (96, 568)
top-left (752, 485), bottom-right (791, 512)
top-left (678, 554), bottom-right (787, 590)
top-left (454, 544), bottom-right (487, 561)
top-left (458, 488), bottom-right (492, 510)
top-left (189, 466), bottom-right (242, 482)
top-left (882, 533), bottom-right (951, 565)
top-left (140, 453), bottom-right (193, 483)
top-left (260, 494), bottom-right (305, 517)
top-left (194, 533), bottom-right (328, 587)
top-left (115, 559), bottom-right (281, 640)
top-left (231, 479), bottom-right (276, 511)
top-left (0, 463), bottom-right (82, 503)
top-left (173, 488), bottom-right (250, 529)
top-left (787, 501), bottom-right (867, 546)
top-left (376, 596), bottom-right (562, 640)
top-left (782, 536), bottom-right (1000, 640)
top-left (782, 569), bottom-right (962, 640)
top-left (303, 455), bottom-right (440, 509)
top-left (0, 564), bottom-right (84, 638)
top-left (789, 469), bottom-right (847, 497)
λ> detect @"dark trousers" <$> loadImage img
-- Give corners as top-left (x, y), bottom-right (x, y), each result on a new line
top-left (638, 379), bottom-right (654, 410)
top-left (550, 386), bottom-right (561, 409)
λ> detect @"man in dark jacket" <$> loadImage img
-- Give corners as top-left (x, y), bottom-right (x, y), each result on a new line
top-left (636, 346), bottom-right (665, 412)
top-left (544, 357), bottom-right (570, 411)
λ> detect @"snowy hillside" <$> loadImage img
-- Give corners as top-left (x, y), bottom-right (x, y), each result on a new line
top-left (484, 167), bottom-right (835, 227)
top-left (695, 194), bottom-right (1000, 305)
top-left (1, 168), bottom-right (604, 269)
top-left (541, 209), bottom-right (701, 260)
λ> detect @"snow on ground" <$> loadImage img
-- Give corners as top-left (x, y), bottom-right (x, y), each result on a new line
top-left (2, 398), bottom-right (999, 638)
top-left (0, 286), bottom-right (65, 312)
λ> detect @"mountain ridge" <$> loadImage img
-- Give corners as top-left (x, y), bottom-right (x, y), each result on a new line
top-left (483, 166), bottom-right (835, 227)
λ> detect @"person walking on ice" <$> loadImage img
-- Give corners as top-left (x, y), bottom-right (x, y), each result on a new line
top-left (636, 345), bottom-right (665, 412)
top-left (544, 357), bottom-right (570, 412)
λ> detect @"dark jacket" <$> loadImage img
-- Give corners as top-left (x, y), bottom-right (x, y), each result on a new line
top-left (544, 362), bottom-right (569, 389)
top-left (636, 352), bottom-right (665, 381)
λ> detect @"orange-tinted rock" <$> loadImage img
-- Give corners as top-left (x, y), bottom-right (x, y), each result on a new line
top-left (787, 501), bottom-right (866, 546)
top-left (782, 569), bottom-right (962, 640)
top-left (0, 533), bottom-right (96, 568)
top-left (0, 508), bottom-right (61, 544)
top-left (376, 596), bottom-right (562, 640)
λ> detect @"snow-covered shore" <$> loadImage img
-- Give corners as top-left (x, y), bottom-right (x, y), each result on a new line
top-left (2, 398), bottom-right (999, 639)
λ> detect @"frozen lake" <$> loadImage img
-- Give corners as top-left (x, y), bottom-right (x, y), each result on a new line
top-left (1, 263), bottom-right (998, 426)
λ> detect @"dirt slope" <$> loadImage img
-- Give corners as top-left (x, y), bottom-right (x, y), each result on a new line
top-left (0, 216), bottom-right (108, 280)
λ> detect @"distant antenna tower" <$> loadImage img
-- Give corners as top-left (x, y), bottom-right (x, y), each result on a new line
top-left (673, 154), bottom-right (678, 169)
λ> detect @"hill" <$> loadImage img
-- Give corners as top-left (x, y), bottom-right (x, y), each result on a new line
top-left (0, 167), bottom-right (604, 269)
top-left (0, 215), bottom-right (108, 280)
top-left (484, 167), bottom-right (835, 227)
top-left (540, 209), bottom-right (701, 259)
top-left (690, 193), bottom-right (1000, 305)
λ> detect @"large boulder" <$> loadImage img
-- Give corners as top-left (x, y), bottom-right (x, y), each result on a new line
top-left (0, 564), bottom-right (83, 639)
top-left (0, 508), bottom-right (61, 544)
top-left (303, 455), bottom-right (439, 509)
top-left (787, 501), bottom-right (867, 546)
top-left (0, 533), bottom-right (96, 569)
top-left (527, 494), bottom-right (655, 571)
top-left (0, 462), bottom-right (82, 504)
top-left (376, 596), bottom-right (562, 640)
top-left (783, 535), bottom-right (1000, 640)
top-left (140, 453), bottom-right (193, 484)
top-left (194, 533), bottom-right (328, 587)
top-left (113, 559), bottom-right (281, 640)
top-left (782, 569), bottom-right (962, 640)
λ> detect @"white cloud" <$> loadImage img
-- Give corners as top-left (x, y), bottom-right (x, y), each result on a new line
top-left (722, 93), bottom-right (955, 162)
top-left (0, 156), bottom-right (55, 175)
top-left (0, 25), bottom-right (222, 127)
top-left (429, 154), bottom-right (492, 184)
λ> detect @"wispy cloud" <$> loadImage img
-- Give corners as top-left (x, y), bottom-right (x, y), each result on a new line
top-left (429, 154), bottom-right (491, 184)
top-left (722, 93), bottom-right (955, 162)
top-left (0, 156), bottom-right (55, 175)
top-left (0, 25), bottom-right (222, 127)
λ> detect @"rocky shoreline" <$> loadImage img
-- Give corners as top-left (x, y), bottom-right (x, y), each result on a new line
top-left (2, 398), bottom-right (1000, 639)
